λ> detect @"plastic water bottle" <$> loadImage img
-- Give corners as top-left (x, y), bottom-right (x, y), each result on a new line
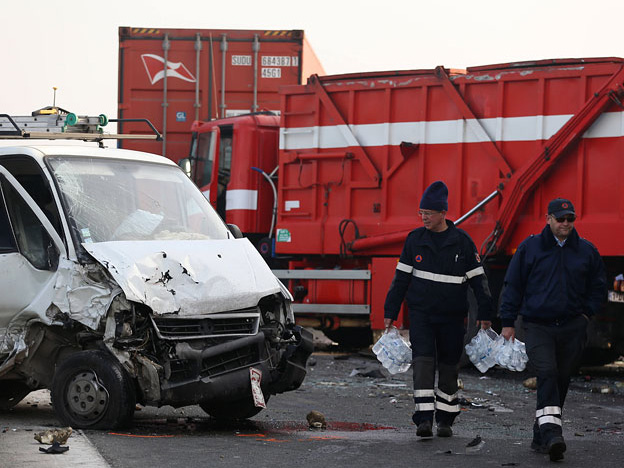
top-left (496, 337), bottom-right (513, 368)
top-left (466, 328), bottom-right (501, 373)
top-left (373, 328), bottom-right (412, 374)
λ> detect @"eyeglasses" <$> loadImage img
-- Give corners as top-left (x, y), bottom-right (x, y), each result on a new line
top-left (553, 215), bottom-right (576, 223)
top-left (418, 210), bottom-right (443, 217)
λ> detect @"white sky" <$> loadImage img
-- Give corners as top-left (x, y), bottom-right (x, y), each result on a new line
top-left (1, 0), bottom-right (622, 121)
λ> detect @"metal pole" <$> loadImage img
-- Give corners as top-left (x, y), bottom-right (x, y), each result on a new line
top-left (220, 34), bottom-right (228, 119)
top-left (455, 190), bottom-right (500, 226)
top-left (252, 34), bottom-right (260, 113)
top-left (162, 34), bottom-right (170, 157)
top-left (194, 33), bottom-right (202, 122)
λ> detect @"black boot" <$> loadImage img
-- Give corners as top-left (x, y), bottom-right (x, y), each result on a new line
top-left (416, 420), bottom-right (433, 437)
top-left (547, 436), bottom-right (566, 462)
top-left (436, 422), bottom-right (453, 437)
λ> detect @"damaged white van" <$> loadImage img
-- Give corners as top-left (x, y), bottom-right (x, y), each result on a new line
top-left (0, 112), bottom-right (312, 429)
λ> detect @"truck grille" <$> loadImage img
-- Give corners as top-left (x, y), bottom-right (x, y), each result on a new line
top-left (201, 345), bottom-right (258, 377)
top-left (168, 345), bottom-right (260, 382)
top-left (152, 310), bottom-right (259, 340)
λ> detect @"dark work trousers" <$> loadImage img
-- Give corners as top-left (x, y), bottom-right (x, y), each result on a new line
top-left (524, 315), bottom-right (588, 445)
top-left (409, 312), bottom-right (465, 426)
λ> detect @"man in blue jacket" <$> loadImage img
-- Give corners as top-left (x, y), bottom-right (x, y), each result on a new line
top-left (384, 181), bottom-right (493, 438)
top-left (500, 198), bottom-right (607, 462)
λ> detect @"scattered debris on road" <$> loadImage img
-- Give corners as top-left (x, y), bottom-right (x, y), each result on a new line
top-left (306, 410), bottom-right (327, 429)
top-left (466, 434), bottom-right (485, 453)
top-left (34, 427), bottom-right (73, 444)
top-left (523, 377), bottom-right (537, 389)
top-left (38, 441), bottom-right (69, 454)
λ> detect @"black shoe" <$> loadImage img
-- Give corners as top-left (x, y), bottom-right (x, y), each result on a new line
top-left (436, 423), bottom-right (453, 437)
top-left (547, 436), bottom-right (566, 462)
top-left (416, 420), bottom-right (433, 437)
top-left (531, 440), bottom-right (548, 454)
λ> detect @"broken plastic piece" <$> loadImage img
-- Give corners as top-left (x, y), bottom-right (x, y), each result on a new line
top-left (466, 435), bottom-right (485, 453)
top-left (39, 441), bottom-right (69, 454)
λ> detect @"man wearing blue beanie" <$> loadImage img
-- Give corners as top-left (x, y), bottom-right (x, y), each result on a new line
top-left (383, 180), bottom-right (494, 438)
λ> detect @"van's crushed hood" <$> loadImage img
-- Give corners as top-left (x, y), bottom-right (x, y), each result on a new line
top-left (84, 238), bottom-right (282, 316)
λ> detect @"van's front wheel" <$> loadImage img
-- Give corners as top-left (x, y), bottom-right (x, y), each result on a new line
top-left (51, 350), bottom-right (135, 429)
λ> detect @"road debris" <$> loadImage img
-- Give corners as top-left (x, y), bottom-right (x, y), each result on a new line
top-left (466, 435), bottom-right (485, 453)
top-left (523, 377), bottom-right (537, 389)
top-left (306, 410), bottom-right (327, 429)
top-left (349, 366), bottom-right (385, 379)
top-left (39, 441), bottom-right (69, 454)
top-left (591, 386), bottom-right (614, 394)
top-left (488, 405), bottom-right (513, 413)
top-left (34, 427), bottom-right (73, 444)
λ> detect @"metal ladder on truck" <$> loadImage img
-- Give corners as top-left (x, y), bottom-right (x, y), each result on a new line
top-left (0, 106), bottom-right (162, 146)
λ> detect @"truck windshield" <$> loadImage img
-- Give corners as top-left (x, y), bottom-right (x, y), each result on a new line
top-left (47, 157), bottom-right (230, 243)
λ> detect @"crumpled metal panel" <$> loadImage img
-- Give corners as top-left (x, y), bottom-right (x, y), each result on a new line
top-left (51, 258), bottom-right (120, 331)
top-left (84, 238), bottom-right (283, 316)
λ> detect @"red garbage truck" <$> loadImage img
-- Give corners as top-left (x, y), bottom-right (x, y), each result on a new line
top-left (185, 57), bottom-right (624, 359)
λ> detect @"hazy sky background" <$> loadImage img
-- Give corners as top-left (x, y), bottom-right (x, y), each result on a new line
top-left (1, 0), bottom-right (622, 121)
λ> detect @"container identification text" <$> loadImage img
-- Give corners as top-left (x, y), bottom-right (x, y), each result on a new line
top-left (232, 55), bottom-right (252, 66)
top-left (262, 68), bottom-right (281, 78)
top-left (261, 56), bottom-right (299, 67)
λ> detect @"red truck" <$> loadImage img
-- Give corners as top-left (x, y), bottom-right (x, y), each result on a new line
top-left (117, 26), bottom-right (324, 163)
top-left (186, 58), bottom-right (624, 359)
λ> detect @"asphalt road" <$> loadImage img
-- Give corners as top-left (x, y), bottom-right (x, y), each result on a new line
top-left (2, 352), bottom-right (623, 468)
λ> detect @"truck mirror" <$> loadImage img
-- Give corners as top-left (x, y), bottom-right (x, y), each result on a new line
top-left (227, 223), bottom-right (244, 239)
top-left (178, 158), bottom-right (192, 178)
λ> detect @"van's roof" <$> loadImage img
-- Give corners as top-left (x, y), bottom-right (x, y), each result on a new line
top-left (0, 143), bottom-right (177, 166)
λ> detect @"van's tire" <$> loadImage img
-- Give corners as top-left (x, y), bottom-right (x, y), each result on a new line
top-left (51, 350), bottom-right (135, 429)
top-left (0, 381), bottom-right (32, 410)
top-left (200, 395), bottom-right (269, 420)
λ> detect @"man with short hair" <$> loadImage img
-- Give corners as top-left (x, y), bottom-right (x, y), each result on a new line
top-left (500, 198), bottom-right (607, 462)
top-left (384, 180), bottom-right (493, 438)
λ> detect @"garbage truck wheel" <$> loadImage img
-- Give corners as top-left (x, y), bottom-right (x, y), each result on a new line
top-left (51, 350), bottom-right (135, 429)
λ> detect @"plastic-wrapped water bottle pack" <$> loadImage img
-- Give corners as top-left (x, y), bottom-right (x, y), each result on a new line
top-left (465, 328), bottom-right (528, 373)
top-left (372, 327), bottom-right (412, 374)
top-left (495, 336), bottom-right (528, 371)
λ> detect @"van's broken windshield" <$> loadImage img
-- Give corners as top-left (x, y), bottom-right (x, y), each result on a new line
top-left (47, 156), bottom-right (230, 243)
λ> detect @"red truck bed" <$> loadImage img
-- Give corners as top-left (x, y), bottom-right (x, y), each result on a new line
top-left (276, 58), bottom-right (624, 257)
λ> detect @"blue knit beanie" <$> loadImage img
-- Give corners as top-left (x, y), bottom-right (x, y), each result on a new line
top-left (419, 181), bottom-right (448, 211)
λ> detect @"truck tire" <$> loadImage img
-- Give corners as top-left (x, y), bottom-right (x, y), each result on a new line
top-left (0, 381), bottom-right (31, 411)
top-left (51, 350), bottom-right (135, 429)
top-left (200, 395), bottom-right (270, 421)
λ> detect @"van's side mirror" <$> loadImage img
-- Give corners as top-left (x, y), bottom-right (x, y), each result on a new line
top-left (227, 224), bottom-right (244, 239)
top-left (178, 158), bottom-right (192, 178)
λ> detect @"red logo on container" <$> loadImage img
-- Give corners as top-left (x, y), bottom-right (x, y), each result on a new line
top-left (562, 202), bottom-right (569, 208)
top-left (415, 255), bottom-right (422, 263)
top-left (141, 54), bottom-right (197, 85)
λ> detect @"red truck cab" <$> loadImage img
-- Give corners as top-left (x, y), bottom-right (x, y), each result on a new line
top-left (188, 113), bottom-right (280, 253)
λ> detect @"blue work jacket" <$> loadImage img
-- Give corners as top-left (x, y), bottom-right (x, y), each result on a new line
top-left (500, 224), bottom-right (607, 327)
top-left (384, 220), bottom-right (493, 322)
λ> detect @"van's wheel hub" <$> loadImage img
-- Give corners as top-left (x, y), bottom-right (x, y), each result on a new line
top-left (66, 371), bottom-right (108, 419)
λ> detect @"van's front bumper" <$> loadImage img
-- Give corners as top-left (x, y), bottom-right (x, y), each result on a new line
top-left (158, 326), bottom-right (313, 407)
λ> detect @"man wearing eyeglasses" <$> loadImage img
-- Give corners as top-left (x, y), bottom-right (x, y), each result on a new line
top-left (500, 198), bottom-right (607, 462)
top-left (383, 180), bottom-right (494, 439)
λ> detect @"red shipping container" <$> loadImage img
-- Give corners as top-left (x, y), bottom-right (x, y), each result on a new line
top-left (117, 27), bottom-right (324, 163)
